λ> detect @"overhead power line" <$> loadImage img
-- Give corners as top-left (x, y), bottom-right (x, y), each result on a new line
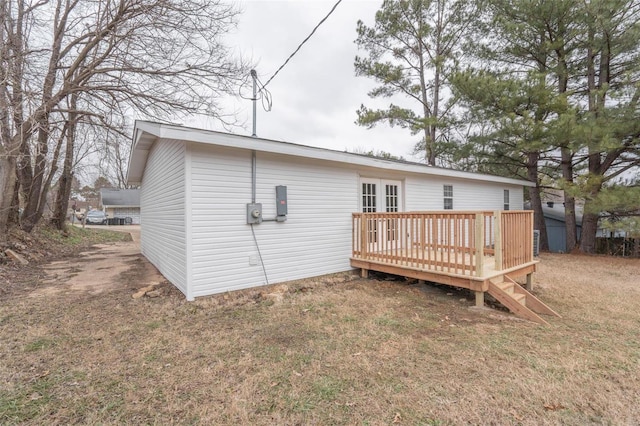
top-left (262, 0), bottom-right (343, 89)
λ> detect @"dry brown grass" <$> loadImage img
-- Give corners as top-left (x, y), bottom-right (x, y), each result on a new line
top-left (1, 252), bottom-right (639, 425)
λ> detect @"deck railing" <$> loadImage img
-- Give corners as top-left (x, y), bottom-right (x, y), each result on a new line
top-left (352, 210), bottom-right (534, 277)
top-left (497, 211), bottom-right (534, 270)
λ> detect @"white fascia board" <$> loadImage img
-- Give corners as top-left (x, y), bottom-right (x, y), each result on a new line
top-left (127, 120), bottom-right (535, 188)
top-left (126, 124), bottom-right (159, 184)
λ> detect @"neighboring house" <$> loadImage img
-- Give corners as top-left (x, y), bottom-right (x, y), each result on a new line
top-left (542, 200), bottom-right (629, 253)
top-left (543, 202), bottom-right (583, 253)
top-left (99, 188), bottom-right (141, 224)
top-left (127, 121), bottom-right (535, 301)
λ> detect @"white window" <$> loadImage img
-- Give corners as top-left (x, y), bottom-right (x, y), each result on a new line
top-left (443, 185), bottom-right (453, 210)
top-left (504, 189), bottom-right (510, 210)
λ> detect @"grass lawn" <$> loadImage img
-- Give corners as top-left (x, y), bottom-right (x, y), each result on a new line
top-left (1, 239), bottom-right (639, 424)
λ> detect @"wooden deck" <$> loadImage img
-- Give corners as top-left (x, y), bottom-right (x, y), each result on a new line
top-left (351, 211), bottom-right (558, 324)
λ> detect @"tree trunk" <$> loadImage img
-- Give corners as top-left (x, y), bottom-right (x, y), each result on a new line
top-left (0, 157), bottom-right (17, 242)
top-left (561, 148), bottom-right (577, 251)
top-left (578, 25), bottom-right (601, 254)
top-left (579, 209), bottom-right (599, 253)
top-left (555, 31), bottom-right (578, 252)
top-left (20, 122), bottom-right (50, 232)
top-left (52, 101), bottom-right (77, 230)
top-left (52, 171), bottom-right (73, 230)
top-left (526, 152), bottom-right (548, 251)
top-left (563, 194), bottom-right (578, 252)
top-left (8, 175), bottom-right (20, 226)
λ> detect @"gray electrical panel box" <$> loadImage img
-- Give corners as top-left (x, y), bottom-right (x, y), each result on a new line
top-left (246, 203), bottom-right (262, 224)
top-left (276, 186), bottom-right (287, 217)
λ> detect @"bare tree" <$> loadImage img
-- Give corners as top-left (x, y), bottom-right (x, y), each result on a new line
top-left (0, 0), bottom-right (248, 238)
top-left (93, 108), bottom-right (136, 190)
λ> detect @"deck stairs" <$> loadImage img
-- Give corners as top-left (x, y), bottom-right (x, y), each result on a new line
top-left (487, 276), bottom-right (561, 325)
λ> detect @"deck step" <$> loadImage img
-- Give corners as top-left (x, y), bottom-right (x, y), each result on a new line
top-left (488, 281), bottom-right (548, 325)
top-left (487, 277), bottom-right (561, 325)
top-left (494, 280), bottom-right (515, 294)
top-left (506, 276), bottom-right (562, 319)
top-left (512, 292), bottom-right (526, 305)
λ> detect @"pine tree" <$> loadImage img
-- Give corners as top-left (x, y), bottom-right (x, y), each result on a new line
top-left (354, 0), bottom-right (476, 165)
top-left (573, 0), bottom-right (640, 253)
top-left (451, 0), bottom-right (581, 251)
top-left (452, 0), bottom-right (640, 253)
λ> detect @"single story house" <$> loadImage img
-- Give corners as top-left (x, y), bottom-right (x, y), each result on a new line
top-left (127, 121), bottom-right (535, 301)
top-left (99, 188), bottom-right (141, 224)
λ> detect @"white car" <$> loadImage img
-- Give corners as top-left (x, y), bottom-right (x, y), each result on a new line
top-left (85, 210), bottom-right (107, 224)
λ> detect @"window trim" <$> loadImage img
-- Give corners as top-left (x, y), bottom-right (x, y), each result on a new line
top-left (503, 189), bottom-right (510, 211)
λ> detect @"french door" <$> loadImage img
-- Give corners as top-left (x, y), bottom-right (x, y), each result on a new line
top-left (360, 178), bottom-right (402, 248)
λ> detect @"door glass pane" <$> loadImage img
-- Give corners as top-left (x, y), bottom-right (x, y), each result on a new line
top-left (385, 184), bottom-right (399, 212)
top-left (385, 184), bottom-right (398, 240)
top-left (362, 183), bottom-right (377, 242)
top-left (362, 183), bottom-right (377, 212)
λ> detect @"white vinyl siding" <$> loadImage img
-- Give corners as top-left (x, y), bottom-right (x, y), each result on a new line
top-left (186, 147), bottom-right (525, 298)
top-left (140, 139), bottom-right (187, 295)
top-left (138, 137), bottom-right (528, 300)
top-left (189, 146), bottom-right (357, 297)
top-left (405, 177), bottom-right (525, 211)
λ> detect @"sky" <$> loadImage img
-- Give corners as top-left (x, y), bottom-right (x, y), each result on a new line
top-left (184, 0), bottom-right (423, 162)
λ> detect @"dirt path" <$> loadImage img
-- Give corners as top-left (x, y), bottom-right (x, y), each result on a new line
top-left (29, 225), bottom-right (165, 298)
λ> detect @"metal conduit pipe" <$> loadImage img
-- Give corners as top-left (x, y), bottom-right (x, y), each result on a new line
top-left (250, 69), bottom-right (258, 204)
top-left (251, 150), bottom-right (257, 204)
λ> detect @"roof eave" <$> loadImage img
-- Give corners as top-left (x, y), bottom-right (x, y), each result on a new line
top-left (127, 121), bottom-right (535, 188)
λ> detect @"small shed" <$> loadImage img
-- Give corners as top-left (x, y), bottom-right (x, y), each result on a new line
top-left (127, 121), bottom-right (536, 301)
top-left (542, 202), bottom-right (583, 253)
top-left (99, 188), bottom-right (141, 224)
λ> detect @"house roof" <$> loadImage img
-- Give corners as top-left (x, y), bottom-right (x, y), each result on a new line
top-left (100, 188), bottom-right (140, 207)
top-left (126, 120), bottom-right (536, 187)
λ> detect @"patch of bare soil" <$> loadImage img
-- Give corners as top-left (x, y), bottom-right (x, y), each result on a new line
top-left (1, 249), bottom-right (639, 425)
top-left (32, 241), bottom-right (163, 298)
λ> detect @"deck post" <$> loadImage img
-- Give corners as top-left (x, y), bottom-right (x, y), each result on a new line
top-left (360, 214), bottom-right (367, 260)
top-left (526, 272), bottom-right (534, 291)
top-left (494, 211), bottom-right (502, 271)
top-left (475, 291), bottom-right (484, 307)
top-left (361, 268), bottom-right (369, 278)
top-left (474, 213), bottom-right (484, 277)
